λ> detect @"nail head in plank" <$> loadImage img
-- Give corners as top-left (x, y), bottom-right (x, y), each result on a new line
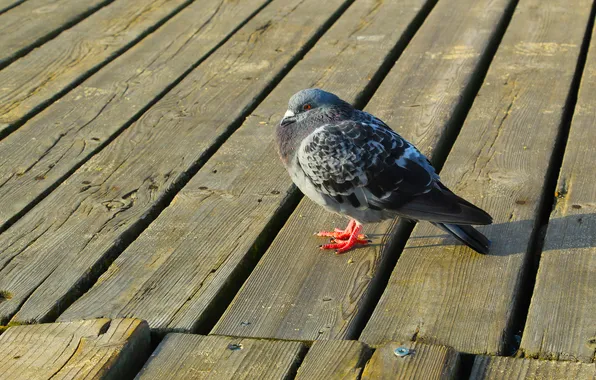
top-left (0, 0), bottom-right (195, 134)
top-left (520, 16), bottom-right (596, 362)
top-left (0, 0), bottom-right (269, 230)
top-left (360, 341), bottom-right (459, 380)
top-left (360, 0), bottom-right (594, 355)
top-left (212, 0), bottom-right (517, 341)
top-left (470, 355), bottom-right (596, 379)
top-left (135, 334), bottom-right (305, 380)
top-left (58, 0), bottom-right (434, 333)
top-left (0, 0), bottom-right (111, 68)
top-left (295, 340), bottom-right (371, 380)
top-left (0, 0), bottom-right (352, 326)
top-left (0, 318), bottom-right (150, 380)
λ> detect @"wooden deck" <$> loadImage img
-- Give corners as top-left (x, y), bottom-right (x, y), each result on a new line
top-left (0, 0), bottom-right (594, 378)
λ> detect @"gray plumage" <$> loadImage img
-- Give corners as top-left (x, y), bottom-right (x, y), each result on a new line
top-left (276, 89), bottom-right (492, 253)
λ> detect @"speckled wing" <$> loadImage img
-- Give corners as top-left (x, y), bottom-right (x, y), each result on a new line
top-left (297, 118), bottom-right (437, 212)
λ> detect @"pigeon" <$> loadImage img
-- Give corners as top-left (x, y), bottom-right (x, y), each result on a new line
top-left (275, 88), bottom-right (493, 254)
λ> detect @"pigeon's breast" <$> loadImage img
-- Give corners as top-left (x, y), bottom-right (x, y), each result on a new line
top-left (287, 156), bottom-right (389, 223)
top-left (288, 156), bottom-right (334, 209)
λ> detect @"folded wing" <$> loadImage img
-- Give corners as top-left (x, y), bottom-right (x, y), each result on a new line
top-left (297, 117), bottom-right (491, 225)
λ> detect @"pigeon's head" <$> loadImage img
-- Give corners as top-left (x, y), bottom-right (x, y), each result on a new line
top-left (280, 89), bottom-right (352, 127)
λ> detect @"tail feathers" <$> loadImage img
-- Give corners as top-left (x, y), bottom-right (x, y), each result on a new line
top-left (450, 194), bottom-right (493, 225)
top-left (394, 184), bottom-right (493, 225)
top-left (432, 222), bottom-right (491, 254)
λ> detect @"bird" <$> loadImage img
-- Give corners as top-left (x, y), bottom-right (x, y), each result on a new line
top-left (275, 88), bottom-right (493, 254)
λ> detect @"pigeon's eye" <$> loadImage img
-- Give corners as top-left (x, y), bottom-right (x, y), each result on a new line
top-left (303, 104), bottom-right (312, 111)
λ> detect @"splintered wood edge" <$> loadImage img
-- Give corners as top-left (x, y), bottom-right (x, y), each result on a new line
top-left (0, 319), bottom-right (150, 380)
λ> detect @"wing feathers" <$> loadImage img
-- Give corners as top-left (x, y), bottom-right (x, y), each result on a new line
top-left (298, 118), bottom-right (435, 202)
top-left (297, 115), bottom-right (489, 226)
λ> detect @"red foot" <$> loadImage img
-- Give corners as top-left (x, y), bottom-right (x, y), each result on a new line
top-left (317, 220), bottom-right (369, 254)
top-left (316, 219), bottom-right (367, 240)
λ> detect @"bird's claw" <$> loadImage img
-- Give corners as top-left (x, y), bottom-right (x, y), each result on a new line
top-left (316, 230), bottom-right (367, 240)
top-left (320, 238), bottom-right (370, 254)
top-left (316, 219), bottom-right (367, 253)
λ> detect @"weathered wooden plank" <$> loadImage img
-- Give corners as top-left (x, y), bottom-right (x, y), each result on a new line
top-left (135, 334), bottom-right (305, 380)
top-left (0, 0), bottom-right (269, 231)
top-left (0, 0), bottom-right (196, 137)
top-left (0, 0), bottom-right (111, 68)
top-left (0, 0), bottom-right (351, 326)
top-left (360, 0), bottom-right (593, 355)
top-left (361, 341), bottom-right (459, 380)
top-left (519, 18), bottom-right (596, 363)
top-left (212, 0), bottom-right (516, 340)
top-left (295, 340), bottom-right (371, 380)
top-left (0, 318), bottom-right (150, 380)
top-left (471, 356), bottom-right (596, 379)
top-left (0, 0), bottom-right (26, 14)
top-left (58, 0), bottom-right (435, 332)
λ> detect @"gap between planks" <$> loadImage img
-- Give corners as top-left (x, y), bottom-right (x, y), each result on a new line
top-left (0, 0), bottom-right (273, 233)
top-left (0, 0), bottom-right (28, 15)
top-left (0, 0), bottom-right (356, 327)
top-left (134, 334), bottom-right (461, 380)
top-left (211, 0), bottom-right (520, 342)
top-left (360, 0), bottom-right (594, 356)
top-left (517, 0), bottom-right (596, 362)
top-left (0, 0), bottom-right (116, 70)
top-left (0, 0), bottom-right (200, 139)
top-left (57, 0), bottom-right (439, 336)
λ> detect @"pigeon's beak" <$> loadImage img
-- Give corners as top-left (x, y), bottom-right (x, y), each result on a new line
top-left (280, 110), bottom-right (296, 127)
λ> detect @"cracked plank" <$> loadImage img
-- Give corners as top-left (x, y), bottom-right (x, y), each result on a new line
top-left (0, 0), bottom-right (197, 136)
top-left (519, 14), bottom-right (596, 363)
top-left (0, 318), bottom-right (150, 380)
top-left (0, 0), bottom-right (352, 326)
top-left (0, 0), bottom-right (112, 68)
top-left (212, 0), bottom-right (517, 341)
top-left (135, 334), bottom-right (305, 380)
top-left (58, 0), bottom-right (437, 334)
top-left (361, 341), bottom-right (459, 380)
top-left (471, 356), bottom-right (596, 379)
top-left (0, 0), bottom-right (269, 230)
top-left (295, 340), bottom-right (371, 380)
top-left (360, 0), bottom-right (593, 355)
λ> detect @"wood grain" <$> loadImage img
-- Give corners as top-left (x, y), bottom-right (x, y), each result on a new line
top-left (361, 341), bottom-right (459, 380)
top-left (0, 0), bottom-right (351, 325)
top-left (0, 0), bottom-right (268, 230)
top-left (212, 0), bottom-right (516, 341)
top-left (295, 340), bottom-right (371, 380)
top-left (519, 16), bottom-right (596, 363)
top-left (360, 0), bottom-right (593, 355)
top-left (471, 355), bottom-right (596, 379)
top-left (0, 0), bottom-right (111, 68)
top-left (58, 0), bottom-right (434, 333)
top-left (0, 0), bottom-right (195, 135)
top-left (135, 334), bottom-right (305, 380)
top-left (0, 318), bottom-right (150, 380)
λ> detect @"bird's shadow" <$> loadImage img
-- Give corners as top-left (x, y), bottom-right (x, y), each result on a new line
top-left (364, 212), bottom-right (596, 256)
